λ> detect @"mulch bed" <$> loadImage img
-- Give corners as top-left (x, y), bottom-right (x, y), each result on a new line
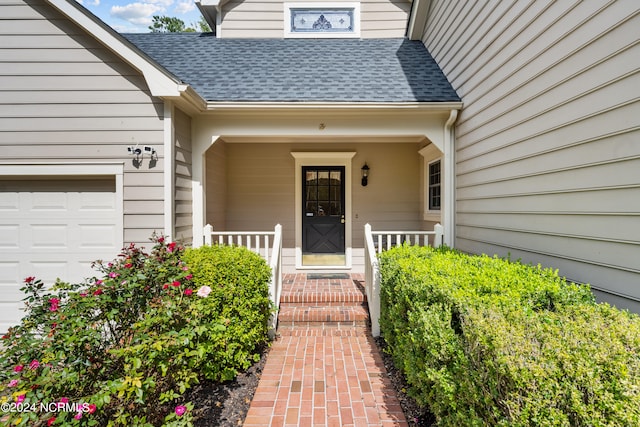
top-left (186, 337), bottom-right (435, 426)
top-left (185, 349), bottom-right (269, 427)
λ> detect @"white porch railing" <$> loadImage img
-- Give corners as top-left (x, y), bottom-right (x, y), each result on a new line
top-left (203, 224), bottom-right (283, 332)
top-left (364, 223), bottom-right (443, 337)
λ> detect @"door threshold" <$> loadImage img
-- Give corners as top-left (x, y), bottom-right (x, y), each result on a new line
top-left (302, 254), bottom-right (346, 267)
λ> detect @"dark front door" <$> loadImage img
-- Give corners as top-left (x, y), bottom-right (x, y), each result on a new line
top-left (302, 166), bottom-right (345, 254)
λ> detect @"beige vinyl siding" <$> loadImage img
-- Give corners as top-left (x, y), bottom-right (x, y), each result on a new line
top-left (225, 143), bottom-right (295, 246)
top-left (361, 1), bottom-right (410, 38)
top-left (421, 1), bottom-right (640, 309)
top-left (174, 108), bottom-right (193, 244)
top-left (220, 0), bottom-right (411, 38)
top-left (0, 0), bottom-right (165, 249)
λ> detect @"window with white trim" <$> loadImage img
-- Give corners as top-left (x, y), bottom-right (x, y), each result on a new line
top-left (419, 143), bottom-right (443, 221)
top-left (428, 160), bottom-right (441, 211)
top-left (284, 2), bottom-right (361, 38)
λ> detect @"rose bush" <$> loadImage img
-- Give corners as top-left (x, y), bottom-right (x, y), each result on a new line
top-left (0, 235), bottom-right (272, 426)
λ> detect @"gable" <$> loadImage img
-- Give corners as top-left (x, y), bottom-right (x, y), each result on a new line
top-left (198, 0), bottom-right (413, 38)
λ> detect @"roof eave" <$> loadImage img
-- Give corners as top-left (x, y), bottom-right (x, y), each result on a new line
top-left (204, 101), bottom-right (463, 112)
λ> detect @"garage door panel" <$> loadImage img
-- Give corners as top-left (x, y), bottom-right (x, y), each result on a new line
top-left (0, 262), bottom-right (20, 286)
top-left (79, 192), bottom-right (117, 211)
top-left (78, 224), bottom-right (118, 248)
top-left (0, 193), bottom-right (18, 210)
top-left (0, 304), bottom-right (24, 333)
top-left (30, 192), bottom-right (69, 211)
top-left (0, 224), bottom-right (19, 248)
top-left (28, 261), bottom-right (69, 283)
top-left (31, 224), bottom-right (69, 248)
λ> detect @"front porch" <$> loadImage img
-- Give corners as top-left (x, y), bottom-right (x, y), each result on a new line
top-left (188, 107), bottom-right (458, 274)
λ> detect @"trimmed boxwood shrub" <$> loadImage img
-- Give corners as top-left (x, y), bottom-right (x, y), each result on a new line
top-left (181, 244), bottom-right (273, 379)
top-left (379, 245), bottom-right (640, 426)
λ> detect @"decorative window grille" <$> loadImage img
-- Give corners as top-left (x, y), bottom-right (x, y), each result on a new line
top-left (290, 9), bottom-right (354, 33)
top-left (285, 3), bottom-right (360, 38)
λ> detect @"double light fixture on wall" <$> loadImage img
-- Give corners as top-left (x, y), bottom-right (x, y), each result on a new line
top-left (361, 163), bottom-right (370, 186)
top-left (127, 145), bottom-right (157, 169)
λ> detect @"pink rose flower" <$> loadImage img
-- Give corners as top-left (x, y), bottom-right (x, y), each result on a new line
top-left (29, 359), bottom-right (40, 370)
top-left (16, 394), bottom-right (25, 403)
top-left (24, 276), bottom-right (35, 283)
top-left (197, 286), bottom-right (212, 298)
top-left (88, 403), bottom-right (97, 414)
top-left (175, 405), bottom-right (187, 416)
top-left (172, 280), bottom-right (181, 287)
top-left (47, 417), bottom-right (56, 426)
top-left (167, 242), bottom-right (177, 252)
top-left (74, 412), bottom-right (83, 420)
top-left (14, 365), bottom-right (23, 373)
top-left (185, 274), bottom-right (193, 280)
top-left (8, 379), bottom-right (18, 387)
top-left (93, 289), bottom-right (103, 296)
top-left (49, 298), bottom-right (60, 312)
top-left (184, 289), bottom-right (193, 296)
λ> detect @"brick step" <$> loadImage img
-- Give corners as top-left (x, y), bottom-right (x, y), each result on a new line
top-left (277, 326), bottom-right (369, 336)
top-left (280, 289), bottom-right (366, 305)
top-left (277, 305), bottom-right (369, 327)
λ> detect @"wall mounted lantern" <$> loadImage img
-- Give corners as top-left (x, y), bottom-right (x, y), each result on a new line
top-left (361, 163), bottom-right (370, 186)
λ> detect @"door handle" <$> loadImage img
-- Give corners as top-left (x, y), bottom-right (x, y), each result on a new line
top-left (341, 215), bottom-right (345, 224)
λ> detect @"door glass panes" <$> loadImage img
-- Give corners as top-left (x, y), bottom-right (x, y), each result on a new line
top-left (304, 168), bottom-right (343, 216)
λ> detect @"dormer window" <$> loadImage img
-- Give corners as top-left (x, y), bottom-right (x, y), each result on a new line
top-left (285, 2), bottom-right (361, 38)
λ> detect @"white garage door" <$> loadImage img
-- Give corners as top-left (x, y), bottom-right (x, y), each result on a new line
top-left (0, 176), bottom-right (122, 333)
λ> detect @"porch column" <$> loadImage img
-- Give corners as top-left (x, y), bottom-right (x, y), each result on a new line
top-left (163, 101), bottom-right (175, 240)
top-left (191, 134), bottom-right (221, 247)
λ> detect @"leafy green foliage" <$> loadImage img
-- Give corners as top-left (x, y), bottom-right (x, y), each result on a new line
top-left (149, 16), bottom-right (190, 33)
top-left (379, 245), bottom-right (640, 426)
top-left (0, 237), bottom-right (272, 426)
top-left (181, 244), bottom-right (273, 380)
top-left (148, 15), bottom-right (211, 33)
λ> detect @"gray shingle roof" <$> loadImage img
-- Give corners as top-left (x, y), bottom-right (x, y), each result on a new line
top-left (123, 33), bottom-right (460, 103)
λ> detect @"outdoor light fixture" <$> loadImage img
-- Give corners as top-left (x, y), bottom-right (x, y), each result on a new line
top-left (127, 146), bottom-right (142, 156)
top-left (127, 145), bottom-right (157, 169)
top-left (361, 163), bottom-right (370, 186)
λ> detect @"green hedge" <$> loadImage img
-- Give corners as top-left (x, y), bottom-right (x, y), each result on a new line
top-left (182, 244), bottom-right (273, 378)
top-left (379, 245), bottom-right (640, 426)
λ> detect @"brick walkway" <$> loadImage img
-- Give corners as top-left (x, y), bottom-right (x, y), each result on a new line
top-left (244, 273), bottom-right (408, 427)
